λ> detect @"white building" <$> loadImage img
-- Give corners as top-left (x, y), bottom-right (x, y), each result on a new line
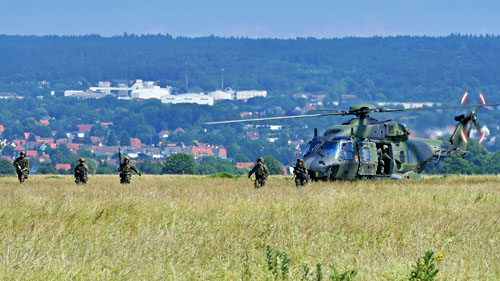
top-left (161, 93), bottom-right (214, 106)
top-left (208, 88), bottom-right (235, 101)
top-left (236, 90), bottom-right (267, 100)
top-left (130, 80), bottom-right (172, 99)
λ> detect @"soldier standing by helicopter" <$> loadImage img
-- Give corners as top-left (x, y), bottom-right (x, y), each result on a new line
top-left (13, 151), bottom-right (29, 183)
top-left (293, 158), bottom-right (310, 187)
top-left (377, 145), bottom-right (392, 174)
top-left (248, 157), bottom-right (269, 188)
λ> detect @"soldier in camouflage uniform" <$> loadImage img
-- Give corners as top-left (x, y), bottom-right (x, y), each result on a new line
top-left (117, 156), bottom-right (141, 184)
top-left (74, 158), bottom-right (88, 184)
top-left (13, 151), bottom-right (29, 183)
top-left (248, 157), bottom-right (270, 188)
top-left (377, 145), bottom-right (392, 174)
top-left (293, 158), bottom-right (310, 187)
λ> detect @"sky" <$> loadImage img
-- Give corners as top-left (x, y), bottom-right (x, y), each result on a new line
top-left (1, 0), bottom-right (499, 38)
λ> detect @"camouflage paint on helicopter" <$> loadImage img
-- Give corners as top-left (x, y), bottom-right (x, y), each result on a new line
top-left (301, 104), bottom-right (472, 180)
top-left (204, 93), bottom-right (499, 180)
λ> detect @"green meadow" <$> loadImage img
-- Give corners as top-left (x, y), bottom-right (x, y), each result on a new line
top-left (0, 175), bottom-right (499, 280)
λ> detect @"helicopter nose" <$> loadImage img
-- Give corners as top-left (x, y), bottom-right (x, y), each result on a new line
top-left (304, 156), bottom-right (339, 178)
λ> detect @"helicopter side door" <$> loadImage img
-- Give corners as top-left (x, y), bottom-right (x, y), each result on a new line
top-left (357, 141), bottom-right (378, 176)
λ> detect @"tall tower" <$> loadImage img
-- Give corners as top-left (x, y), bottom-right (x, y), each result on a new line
top-left (221, 68), bottom-right (224, 89)
top-left (185, 62), bottom-right (189, 92)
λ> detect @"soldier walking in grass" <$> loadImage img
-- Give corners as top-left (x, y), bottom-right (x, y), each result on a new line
top-left (293, 158), bottom-right (310, 187)
top-left (118, 156), bottom-right (141, 184)
top-left (13, 151), bottom-right (29, 183)
top-left (248, 157), bottom-right (269, 188)
top-left (74, 158), bottom-right (88, 184)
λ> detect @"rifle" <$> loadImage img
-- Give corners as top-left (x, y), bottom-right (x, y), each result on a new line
top-left (118, 147), bottom-right (122, 165)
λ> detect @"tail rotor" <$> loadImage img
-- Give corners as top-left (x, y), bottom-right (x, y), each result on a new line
top-left (463, 91), bottom-right (489, 145)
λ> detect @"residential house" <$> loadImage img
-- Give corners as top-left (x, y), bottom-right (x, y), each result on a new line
top-left (236, 162), bottom-right (254, 169)
top-left (77, 124), bottom-right (93, 133)
top-left (55, 164), bottom-right (71, 171)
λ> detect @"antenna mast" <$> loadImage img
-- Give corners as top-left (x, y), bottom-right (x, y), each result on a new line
top-left (185, 62), bottom-right (189, 92)
top-left (221, 68), bottom-right (224, 89)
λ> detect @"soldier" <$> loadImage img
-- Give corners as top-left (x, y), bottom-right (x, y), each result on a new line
top-left (293, 158), bottom-right (310, 187)
top-left (377, 145), bottom-right (392, 174)
top-left (13, 151), bottom-right (29, 183)
top-left (74, 158), bottom-right (88, 184)
top-left (248, 157), bottom-right (270, 188)
top-left (117, 156), bottom-right (141, 184)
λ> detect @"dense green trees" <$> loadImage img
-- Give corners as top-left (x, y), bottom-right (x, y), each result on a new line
top-left (264, 155), bottom-right (284, 175)
top-left (163, 153), bottom-right (196, 174)
top-left (0, 158), bottom-right (15, 174)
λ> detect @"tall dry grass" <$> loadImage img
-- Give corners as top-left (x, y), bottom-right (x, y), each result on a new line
top-left (0, 174), bottom-right (499, 280)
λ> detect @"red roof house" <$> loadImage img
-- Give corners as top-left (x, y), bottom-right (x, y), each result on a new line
top-left (218, 148), bottom-right (227, 158)
top-left (90, 136), bottom-right (102, 143)
top-left (13, 139), bottom-right (26, 145)
top-left (192, 146), bottom-right (214, 157)
top-left (26, 150), bottom-right (37, 158)
top-left (40, 120), bottom-right (50, 126)
top-left (100, 122), bottom-right (113, 128)
top-left (55, 164), bottom-right (71, 171)
top-left (77, 124), bottom-right (93, 133)
top-left (236, 162), bottom-right (254, 169)
top-left (0, 125), bottom-right (4, 133)
top-left (14, 145), bottom-right (25, 151)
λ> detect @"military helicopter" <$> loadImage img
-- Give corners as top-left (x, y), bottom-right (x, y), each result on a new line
top-left (204, 92), bottom-right (499, 180)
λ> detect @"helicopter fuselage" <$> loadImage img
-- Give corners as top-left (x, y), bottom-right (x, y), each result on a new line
top-left (302, 116), bottom-right (460, 180)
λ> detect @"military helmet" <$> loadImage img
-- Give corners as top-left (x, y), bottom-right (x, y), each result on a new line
top-left (123, 156), bottom-right (129, 160)
top-left (20, 151), bottom-right (26, 155)
top-left (257, 157), bottom-right (264, 162)
top-left (297, 158), bottom-right (304, 163)
top-left (79, 158), bottom-right (85, 162)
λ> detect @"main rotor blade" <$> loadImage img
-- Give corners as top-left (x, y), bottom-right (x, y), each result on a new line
top-left (379, 103), bottom-right (500, 113)
top-left (203, 111), bottom-right (347, 125)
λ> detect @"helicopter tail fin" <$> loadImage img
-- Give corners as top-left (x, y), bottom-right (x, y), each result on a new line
top-left (450, 114), bottom-right (473, 156)
top-left (450, 92), bottom-right (486, 156)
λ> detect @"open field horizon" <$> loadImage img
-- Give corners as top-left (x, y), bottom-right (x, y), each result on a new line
top-left (0, 175), bottom-right (499, 280)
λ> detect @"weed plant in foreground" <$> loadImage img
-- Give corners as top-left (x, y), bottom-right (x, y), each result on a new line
top-left (0, 175), bottom-right (499, 280)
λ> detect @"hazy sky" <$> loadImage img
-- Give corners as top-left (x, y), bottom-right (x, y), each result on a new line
top-left (1, 0), bottom-right (499, 38)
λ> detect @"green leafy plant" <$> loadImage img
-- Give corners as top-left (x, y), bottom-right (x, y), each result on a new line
top-left (409, 251), bottom-right (442, 281)
top-left (329, 264), bottom-right (357, 281)
top-left (265, 245), bottom-right (291, 280)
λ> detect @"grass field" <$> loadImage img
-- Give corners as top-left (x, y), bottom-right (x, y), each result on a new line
top-left (0, 174), bottom-right (499, 280)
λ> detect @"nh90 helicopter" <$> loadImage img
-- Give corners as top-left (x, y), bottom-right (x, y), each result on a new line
top-left (204, 92), bottom-right (499, 180)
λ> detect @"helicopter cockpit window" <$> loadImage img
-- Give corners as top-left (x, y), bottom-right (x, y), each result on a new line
top-left (303, 141), bottom-right (321, 156)
top-left (340, 142), bottom-right (354, 160)
top-left (325, 129), bottom-right (342, 136)
top-left (320, 142), bottom-right (340, 158)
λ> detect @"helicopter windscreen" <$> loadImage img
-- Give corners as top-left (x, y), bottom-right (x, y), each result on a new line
top-left (320, 141), bottom-right (341, 158)
top-left (303, 141), bottom-right (321, 156)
